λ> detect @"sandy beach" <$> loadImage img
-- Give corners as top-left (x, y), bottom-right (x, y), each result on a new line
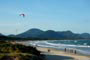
top-left (36, 47), bottom-right (90, 60)
top-left (15, 41), bottom-right (90, 60)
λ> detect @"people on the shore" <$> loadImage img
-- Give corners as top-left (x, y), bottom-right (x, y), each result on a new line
top-left (64, 48), bottom-right (77, 54)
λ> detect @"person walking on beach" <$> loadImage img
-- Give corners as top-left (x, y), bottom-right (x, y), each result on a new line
top-left (64, 48), bottom-right (67, 52)
top-left (74, 50), bottom-right (77, 54)
top-left (48, 49), bottom-right (50, 52)
top-left (70, 49), bottom-right (73, 53)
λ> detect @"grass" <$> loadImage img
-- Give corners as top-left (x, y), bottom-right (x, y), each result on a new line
top-left (0, 41), bottom-right (44, 60)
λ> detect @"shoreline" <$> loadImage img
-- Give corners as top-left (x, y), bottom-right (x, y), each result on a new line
top-left (36, 47), bottom-right (90, 60)
top-left (15, 41), bottom-right (90, 60)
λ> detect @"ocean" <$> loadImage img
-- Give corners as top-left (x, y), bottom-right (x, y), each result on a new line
top-left (29, 40), bottom-right (90, 56)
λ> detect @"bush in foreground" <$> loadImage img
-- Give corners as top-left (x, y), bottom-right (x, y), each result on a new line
top-left (0, 41), bottom-right (44, 60)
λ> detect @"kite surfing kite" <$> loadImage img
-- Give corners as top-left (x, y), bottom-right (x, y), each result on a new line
top-left (19, 13), bottom-right (25, 18)
top-left (15, 13), bottom-right (26, 35)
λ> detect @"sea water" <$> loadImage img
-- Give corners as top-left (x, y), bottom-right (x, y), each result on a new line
top-left (29, 40), bottom-right (90, 56)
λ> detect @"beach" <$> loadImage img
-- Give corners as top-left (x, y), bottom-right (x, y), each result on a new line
top-left (15, 41), bottom-right (90, 60)
top-left (36, 47), bottom-right (90, 60)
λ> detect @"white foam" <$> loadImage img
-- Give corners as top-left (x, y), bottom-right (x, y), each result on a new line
top-left (29, 40), bottom-right (90, 48)
top-left (29, 40), bottom-right (90, 55)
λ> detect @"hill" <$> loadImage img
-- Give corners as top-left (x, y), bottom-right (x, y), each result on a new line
top-left (16, 28), bottom-right (90, 40)
top-left (17, 28), bottom-right (44, 38)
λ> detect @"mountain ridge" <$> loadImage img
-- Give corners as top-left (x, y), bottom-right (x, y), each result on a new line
top-left (15, 28), bottom-right (90, 39)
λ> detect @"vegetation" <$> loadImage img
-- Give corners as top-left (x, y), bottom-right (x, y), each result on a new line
top-left (0, 41), bottom-right (44, 60)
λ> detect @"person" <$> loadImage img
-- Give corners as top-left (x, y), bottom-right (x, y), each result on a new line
top-left (70, 49), bottom-right (73, 53)
top-left (48, 49), bottom-right (50, 52)
top-left (35, 44), bottom-right (38, 47)
top-left (64, 48), bottom-right (67, 52)
top-left (74, 50), bottom-right (77, 54)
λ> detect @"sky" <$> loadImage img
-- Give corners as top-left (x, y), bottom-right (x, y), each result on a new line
top-left (0, 0), bottom-right (90, 35)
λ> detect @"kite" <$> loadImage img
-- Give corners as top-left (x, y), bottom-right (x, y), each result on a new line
top-left (20, 13), bottom-right (25, 18)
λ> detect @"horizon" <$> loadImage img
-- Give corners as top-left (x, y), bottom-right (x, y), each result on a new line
top-left (0, 0), bottom-right (90, 35)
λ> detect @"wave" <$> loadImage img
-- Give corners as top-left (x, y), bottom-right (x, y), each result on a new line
top-left (29, 40), bottom-right (90, 55)
top-left (29, 41), bottom-right (90, 48)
